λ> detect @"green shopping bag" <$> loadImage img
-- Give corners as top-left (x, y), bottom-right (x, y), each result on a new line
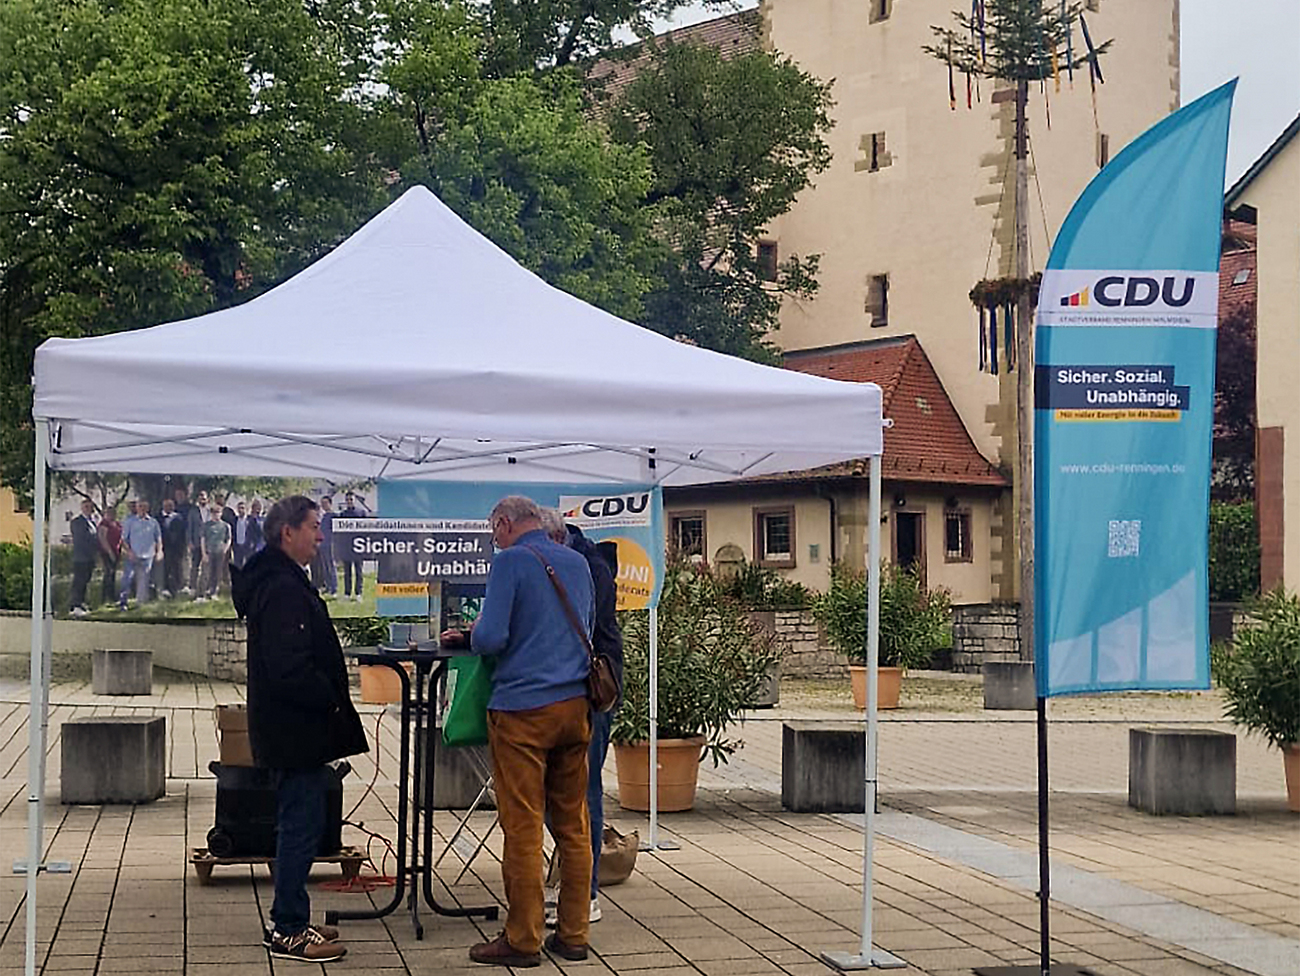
top-left (442, 655), bottom-right (494, 747)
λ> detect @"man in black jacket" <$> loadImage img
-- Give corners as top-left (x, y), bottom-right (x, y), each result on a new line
top-left (232, 495), bottom-right (368, 963)
top-left (69, 499), bottom-right (98, 616)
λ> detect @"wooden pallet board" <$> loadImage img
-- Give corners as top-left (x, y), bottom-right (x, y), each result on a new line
top-left (189, 845), bottom-right (365, 884)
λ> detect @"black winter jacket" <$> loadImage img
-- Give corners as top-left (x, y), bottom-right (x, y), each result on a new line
top-left (232, 546), bottom-right (369, 769)
top-left (566, 525), bottom-right (624, 704)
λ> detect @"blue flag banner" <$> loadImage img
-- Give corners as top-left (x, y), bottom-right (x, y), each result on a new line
top-left (1034, 81), bottom-right (1235, 697)
top-left (373, 481), bottom-right (664, 618)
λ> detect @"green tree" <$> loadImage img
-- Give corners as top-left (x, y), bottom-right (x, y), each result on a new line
top-left (0, 0), bottom-right (392, 498)
top-left (469, 0), bottom-right (695, 76)
top-left (924, 0), bottom-right (1108, 84)
top-left (378, 1), bottom-right (660, 320)
top-left (610, 43), bottom-right (833, 360)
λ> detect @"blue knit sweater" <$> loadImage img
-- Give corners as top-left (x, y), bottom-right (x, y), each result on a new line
top-left (471, 530), bottom-right (593, 711)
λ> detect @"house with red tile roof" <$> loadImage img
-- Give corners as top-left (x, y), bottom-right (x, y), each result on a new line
top-left (665, 335), bottom-right (1009, 604)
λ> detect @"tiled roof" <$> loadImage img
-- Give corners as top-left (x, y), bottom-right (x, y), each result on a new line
top-left (750, 336), bottom-right (1008, 488)
top-left (589, 10), bottom-right (762, 101)
top-left (1219, 219), bottom-right (1257, 323)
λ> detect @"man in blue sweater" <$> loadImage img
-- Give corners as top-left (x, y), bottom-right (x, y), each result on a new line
top-left (450, 495), bottom-right (594, 968)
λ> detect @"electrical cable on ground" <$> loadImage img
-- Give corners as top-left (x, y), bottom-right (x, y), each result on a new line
top-left (320, 709), bottom-right (399, 893)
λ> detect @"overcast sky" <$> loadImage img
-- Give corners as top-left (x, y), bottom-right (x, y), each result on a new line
top-left (654, 1), bottom-right (1300, 184)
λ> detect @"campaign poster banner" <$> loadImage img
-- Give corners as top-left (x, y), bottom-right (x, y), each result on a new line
top-left (374, 481), bottom-right (664, 617)
top-left (1034, 82), bottom-right (1234, 697)
top-left (332, 518), bottom-right (493, 592)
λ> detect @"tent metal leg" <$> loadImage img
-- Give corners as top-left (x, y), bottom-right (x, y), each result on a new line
top-left (823, 454), bottom-right (903, 971)
top-left (23, 420), bottom-right (50, 976)
top-left (641, 607), bottom-right (677, 852)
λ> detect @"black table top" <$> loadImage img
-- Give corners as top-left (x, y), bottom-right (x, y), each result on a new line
top-left (345, 642), bottom-right (463, 665)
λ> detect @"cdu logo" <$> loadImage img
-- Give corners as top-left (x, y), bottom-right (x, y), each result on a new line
top-left (1086, 275), bottom-right (1196, 308)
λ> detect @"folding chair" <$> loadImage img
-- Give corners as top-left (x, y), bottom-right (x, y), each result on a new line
top-left (435, 746), bottom-right (499, 884)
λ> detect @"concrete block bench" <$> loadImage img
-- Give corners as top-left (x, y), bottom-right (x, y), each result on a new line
top-left (1128, 727), bottom-right (1236, 815)
top-left (92, 648), bottom-right (153, 696)
top-left (982, 660), bottom-right (1036, 710)
top-left (781, 722), bottom-right (865, 813)
top-left (62, 715), bottom-right (166, 804)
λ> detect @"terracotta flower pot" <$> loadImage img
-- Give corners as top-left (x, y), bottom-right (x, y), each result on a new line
top-left (358, 662), bottom-right (413, 704)
top-left (1284, 743), bottom-right (1300, 813)
top-left (848, 664), bottom-right (902, 710)
top-left (614, 737), bottom-right (705, 812)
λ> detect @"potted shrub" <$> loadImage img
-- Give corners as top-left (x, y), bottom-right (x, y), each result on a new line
top-left (1213, 587), bottom-right (1300, 812)
top-left (612, 556), bottom-right (781, 811)
top-left (814, 562), bottom-right (951, 709)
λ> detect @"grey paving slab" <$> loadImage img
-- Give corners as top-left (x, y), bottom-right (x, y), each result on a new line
top-left (4, 672), bottom-right (1298, 976)
top-left (841, 809), bottom-right (1300, 976)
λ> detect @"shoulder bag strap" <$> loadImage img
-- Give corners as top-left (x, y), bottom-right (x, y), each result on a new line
top-left (522, 544), bottom-right (595, 657)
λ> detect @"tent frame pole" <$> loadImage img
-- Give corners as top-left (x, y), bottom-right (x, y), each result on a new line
top-left (642, 602), bottom-right (678, 852)
top-left (24, 420), bottom-right (51, 976)
top-left (822, 453), bottom-right (903, 970)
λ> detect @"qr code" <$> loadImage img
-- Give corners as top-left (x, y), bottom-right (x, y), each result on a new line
top-left (1108, 520), bottom-right (1141, 558)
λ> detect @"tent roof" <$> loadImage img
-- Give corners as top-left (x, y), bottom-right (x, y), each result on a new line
top-left (33, 186), bottom-right (881, 486)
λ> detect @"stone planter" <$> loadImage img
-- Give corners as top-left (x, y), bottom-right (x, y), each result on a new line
top-left (614, 737), bottom-right (705, 812)
top-left (1284, 743), bottom-right (1300, 813)
top-left (848, 665), bottom-right (901, 710)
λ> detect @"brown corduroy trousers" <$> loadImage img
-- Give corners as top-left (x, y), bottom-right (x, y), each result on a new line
top-left (488, 697), bottom-right (592, 953)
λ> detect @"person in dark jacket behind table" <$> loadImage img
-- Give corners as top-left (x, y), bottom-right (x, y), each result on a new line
top-left (232, 495), bottom-right (368, 964)
top-left (541, 510), bottom-right (622, 927)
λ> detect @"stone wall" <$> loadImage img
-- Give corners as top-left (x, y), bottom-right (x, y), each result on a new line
top-left (207, 620), bottom-right (248, 683)
top-left (772, 609), bottom-right (850, 678)
top-left (0, 611), bottom-right (210, 674)
top-left (951, 603), bottom-right (1021, 673)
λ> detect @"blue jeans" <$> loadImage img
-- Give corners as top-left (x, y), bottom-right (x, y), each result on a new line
top-left (134, 555), bottom-right (154, 603)
top-left (118, 557), bottom-right (135, 603)
top-left (587, 709), bottom-right (613, 898)
top-left (270, 765), bottom-right (334, 936)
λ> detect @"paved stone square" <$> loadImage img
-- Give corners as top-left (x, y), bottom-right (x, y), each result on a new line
top-left (0, 665), bottom-right (1296, 976)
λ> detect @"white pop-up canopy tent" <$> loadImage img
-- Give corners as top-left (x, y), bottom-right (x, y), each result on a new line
top-left (24, 186), bottom-right (896, 973)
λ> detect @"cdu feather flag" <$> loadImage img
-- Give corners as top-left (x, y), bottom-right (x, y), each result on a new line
top-left (1033, 82), bottom-right (1236, 697)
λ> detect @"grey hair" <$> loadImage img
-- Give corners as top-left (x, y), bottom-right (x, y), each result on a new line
top-left (539, 508), bottom-right (567, 543)
top-left (265, 495), bottom-right (318, 550)
top-left (490, 495), bottom-right (543, 526)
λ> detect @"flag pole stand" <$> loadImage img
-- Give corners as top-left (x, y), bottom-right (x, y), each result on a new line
top-left (973, 76), bottom-right (1093, 976)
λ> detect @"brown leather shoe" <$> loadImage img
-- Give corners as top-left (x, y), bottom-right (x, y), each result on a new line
top-left (470, 933), bottom-right (541, 967)
top-left (544, 933), bottom-right (588, 961)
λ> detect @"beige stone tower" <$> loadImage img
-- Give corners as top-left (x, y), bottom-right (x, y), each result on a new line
top-left (761, 0), bottom-right (1180, 598)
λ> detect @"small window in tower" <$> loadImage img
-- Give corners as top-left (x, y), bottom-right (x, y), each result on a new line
top-left (866, 274), bottom-right (890, 328)
top-left (757, 241), bottom-right (778, 282)
top-left (856, 132), bottom-right (892, 173)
